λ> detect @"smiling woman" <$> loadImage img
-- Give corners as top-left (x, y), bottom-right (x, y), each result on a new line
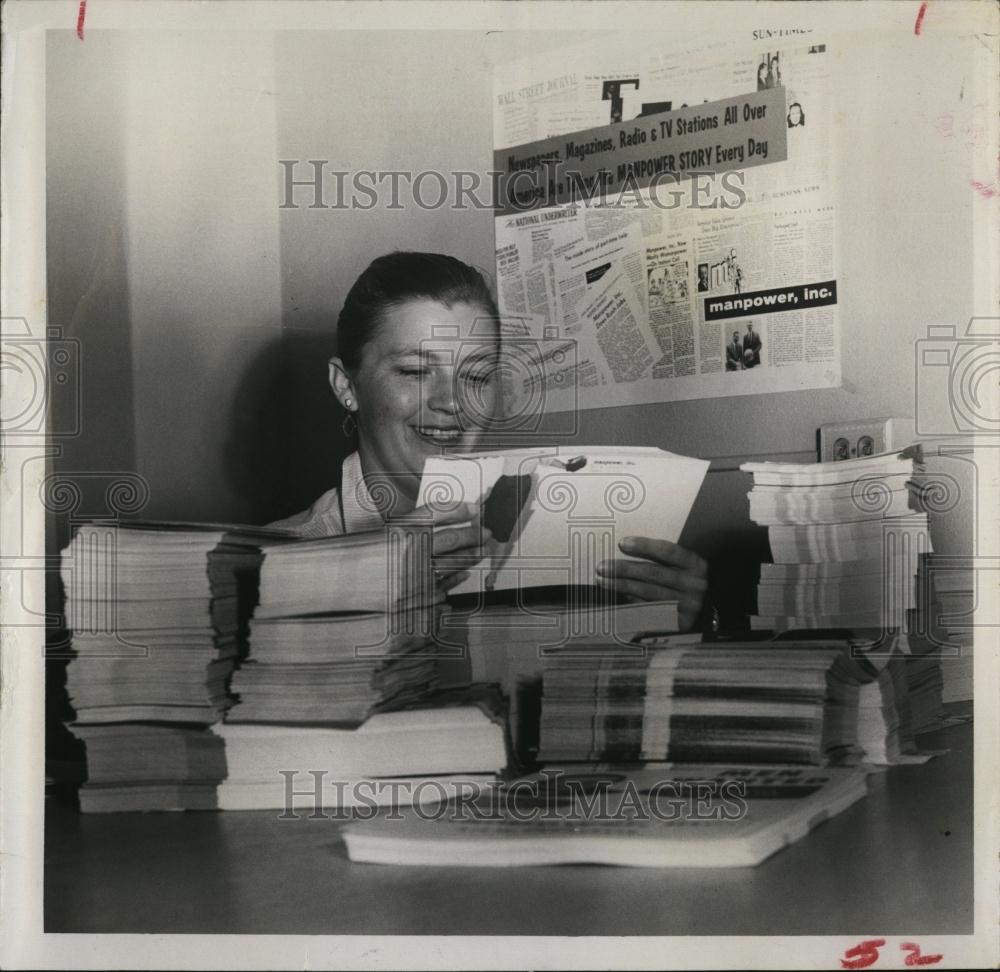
top-left (269, 251), bottom-right (501, 590)
top-left (270, 250), bottom-right (709, 628)
top-left (329, 251), bottom-right (501, 506)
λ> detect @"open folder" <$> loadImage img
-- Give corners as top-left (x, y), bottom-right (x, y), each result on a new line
top-left (417, 446), bottom-right (710, 596)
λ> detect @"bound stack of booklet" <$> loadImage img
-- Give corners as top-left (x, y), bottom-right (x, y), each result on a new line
top-left (61, 521), bottom-right (281, 724)
top-left (60, 521), bottom-right (287, 812)
top-left (536, 636), bottom-right (927, 766)
top-left (69, 723), bottom-right (226, 813)
top-left (227, 522), bottom-right (440, 725)
top-left (742, 449), bottom-right (932, 633)
top-left (213, 700), bottom-right (508, 812)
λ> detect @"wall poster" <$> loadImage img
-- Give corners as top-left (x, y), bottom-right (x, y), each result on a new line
top-left (493, 38), bottom-right (841, 411)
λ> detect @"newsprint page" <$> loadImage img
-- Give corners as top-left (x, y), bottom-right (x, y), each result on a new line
top-left (1, 2), bottom-right (998, 971)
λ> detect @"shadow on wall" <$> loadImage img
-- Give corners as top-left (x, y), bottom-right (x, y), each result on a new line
top-left (46, 217), bottom-right (139, 782)
top-left (47, 220), bottom-right (139, 548)
top-left (223, 327), bottom-right (354, 525)
top-left (680, 468), bottom-right (771, 633)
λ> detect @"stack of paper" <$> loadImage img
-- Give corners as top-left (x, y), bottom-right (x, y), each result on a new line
top-left (537, 638), bottom-right (923, 766)
top-left (228, 523), bottom-right (440, 725)
top-left (254, 521), bottom-right (435, 619)
top-left (228, 650), bottom-right (437, 724)
top-left (61, 521), bottom-right (283, 724)
top-left (69, 723), bottom-right (226, 813)
top-left (60, 521), bottom-right (291, 812)
top-left (214, 704), bottom-right (508, 811)
top-left (742, 449), bottom-right (932, 632)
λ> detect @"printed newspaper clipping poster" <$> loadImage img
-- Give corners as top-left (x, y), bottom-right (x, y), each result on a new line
top-left (494, 38), bottom-right (841, 409)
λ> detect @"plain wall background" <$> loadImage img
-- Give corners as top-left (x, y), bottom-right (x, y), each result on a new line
top-left (45, 25), bottom-right (986, 616)
top-left (272, 31), bottom-right (499, 516)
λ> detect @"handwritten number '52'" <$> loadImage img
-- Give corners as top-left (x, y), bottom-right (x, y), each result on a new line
top-left (840, 940), bottom-right (943, 969)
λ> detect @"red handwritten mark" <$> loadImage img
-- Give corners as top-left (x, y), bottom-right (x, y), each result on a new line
top-left (76, 0), bottom-right (87, 41)
top-left (933, 114), bottom-right (954, 138)
top-left (971, 180), bottom-right (998, 198)
top-left (914, 1), bottom-right (928, 35)
top-left (901, 943), bottom-right (943, 966)
top-left (841, 938), bottom-right (885, 970)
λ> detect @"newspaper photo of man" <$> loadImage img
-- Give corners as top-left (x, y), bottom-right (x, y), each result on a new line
top-left (767, 53), bottom-right (781, 88)
top-left (759, 52), bottom-right (781, 89)
top-left (743, 321), bottom-right (762, 367)
top-left (725, 330), bottom-right (743, 371)
top-left (697, 263), bottom-right (710, 292)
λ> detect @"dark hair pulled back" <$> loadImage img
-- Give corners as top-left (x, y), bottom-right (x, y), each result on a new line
top-left (337, 251), bottom-right (499, 371)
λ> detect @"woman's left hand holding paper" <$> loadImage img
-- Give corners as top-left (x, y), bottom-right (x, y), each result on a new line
top-left (595, 537), bottom-right (709, 632)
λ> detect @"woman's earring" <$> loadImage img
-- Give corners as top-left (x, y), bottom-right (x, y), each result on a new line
top-left (342, 398), bottom-right (357, 437)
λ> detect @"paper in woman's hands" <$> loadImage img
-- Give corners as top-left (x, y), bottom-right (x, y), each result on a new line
top-left (417, 447), bottom-right (709, 596)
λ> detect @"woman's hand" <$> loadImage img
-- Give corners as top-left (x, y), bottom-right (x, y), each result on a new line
top-left (596, 536), bottom-right (709, 632)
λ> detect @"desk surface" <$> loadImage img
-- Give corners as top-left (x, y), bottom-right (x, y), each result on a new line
top-left (44, 715), bottom-right (974, 936)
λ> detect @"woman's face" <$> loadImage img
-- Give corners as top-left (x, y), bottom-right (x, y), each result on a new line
top-left (789, 105), bottom-right (802, 125)
top-left (346, 299), bottom-right (499, 498)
